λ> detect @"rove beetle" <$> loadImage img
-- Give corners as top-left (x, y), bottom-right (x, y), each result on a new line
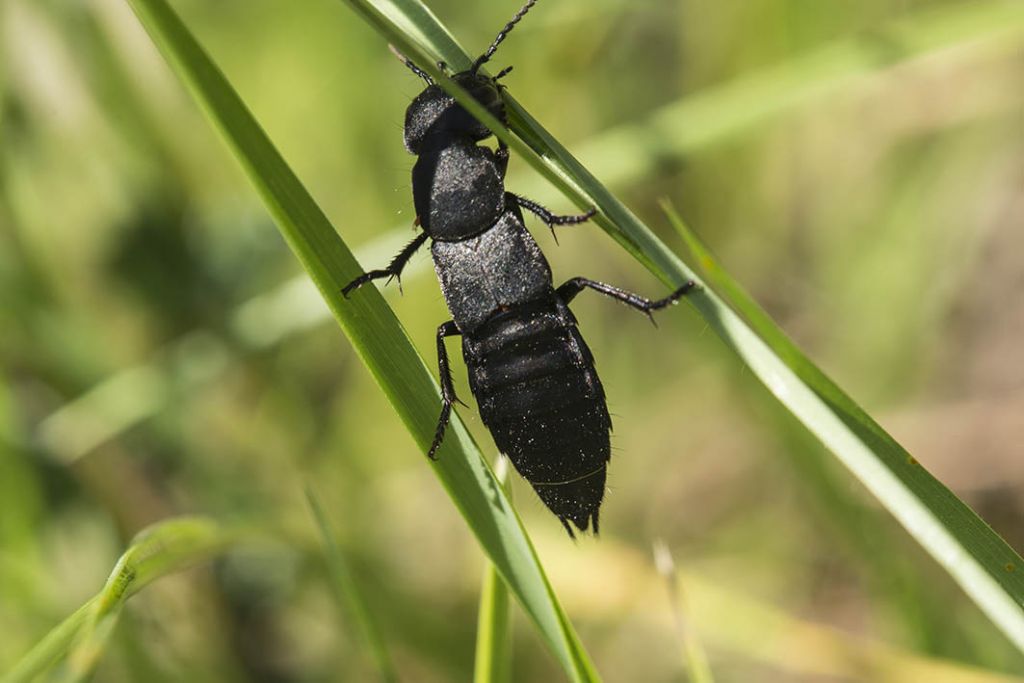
top-left (343, 0), bottom-right (695, 536)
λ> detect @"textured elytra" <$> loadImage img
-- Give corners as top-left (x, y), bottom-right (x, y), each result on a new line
top-left (464, 298), bottom-right (611, 531)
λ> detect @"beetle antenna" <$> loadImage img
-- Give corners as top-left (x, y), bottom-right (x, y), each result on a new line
top-left (389, 44), bottom-right (433, 84)
top-left (472, 0), bottom-right (539, 74)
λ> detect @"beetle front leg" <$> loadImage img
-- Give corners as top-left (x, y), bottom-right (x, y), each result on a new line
top-left (511, 193), bottom-right (595, 227)
top-left (509, 193), bottom-right (596, 242)
top-left (341, 231), bottom-right (429, 297)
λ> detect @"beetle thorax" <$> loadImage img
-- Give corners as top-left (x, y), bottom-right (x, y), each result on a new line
top-left (412, 137), bottom-right (505, 241)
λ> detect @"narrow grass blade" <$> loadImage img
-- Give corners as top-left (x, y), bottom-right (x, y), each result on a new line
top-left (120, 0), bottom-right (598, 679)
top-left (306, 486), bottom-right (397, 683)
top-left (335, 0), bottom-right (1024, 654)
top-left (653, 542), bottom-right (714, 683)
top-left (662, 203), bottom-right (1024, 653)
top-left (474, 563), bottom-right (512, 683)
top-left (474, 458), bottom-right (513, 683)
top-left (3, 517), bottom-right (239, 683)
top-left (2, 601), bottom-right (97, 683)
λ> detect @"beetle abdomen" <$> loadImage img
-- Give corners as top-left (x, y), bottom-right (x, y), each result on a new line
top-left (463, 298), bottom-right (611, 533)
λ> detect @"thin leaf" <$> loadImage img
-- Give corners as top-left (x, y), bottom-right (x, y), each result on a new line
top-left (306, 486), bottom-right (397, 683)
top-left (120, 0), bottom-right (599, 679)
top-left (662, 203), bottom-right (1024, 653)
top-left (474, 458), bottom-right (513, 683)
top-left (474, 563), bottom-right (513, 683)
top-left (3, 517), bottom-right (239, 683)
top-left (653, 542), bottom-right (715, 683)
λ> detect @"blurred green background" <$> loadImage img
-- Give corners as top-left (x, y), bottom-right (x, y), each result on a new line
top-left (3, 0), bottom-right (1024, 680)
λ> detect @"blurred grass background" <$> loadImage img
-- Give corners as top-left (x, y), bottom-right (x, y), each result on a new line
top-left (2, 0), bottom-right (1023, 680)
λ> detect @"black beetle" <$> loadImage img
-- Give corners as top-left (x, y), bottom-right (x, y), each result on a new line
top-left (343, 0), bottom-right (695, 536)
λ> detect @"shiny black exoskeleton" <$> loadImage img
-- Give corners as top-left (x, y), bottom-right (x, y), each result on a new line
top-left (343, 0), bottom-right (695, 536)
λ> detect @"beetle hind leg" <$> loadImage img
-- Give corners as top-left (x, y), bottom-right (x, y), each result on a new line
top-left (557, 277), bottom-right (698, 326)
top-left (427, 321), bottom-right (462, 460)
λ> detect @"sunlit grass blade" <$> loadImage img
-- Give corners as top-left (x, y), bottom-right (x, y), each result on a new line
top-left (653, 542), bottom-right (714, 683)
top-left (474, 563), bottom-right (512, 683)
top-left (336, 0), bottom-right (1024, 654)
top-left (661, 203), bottom-right (1024, 653)
top-left (120, 0), bottom-right (598, 679)
top-left (306, 486), bottom-right (397, 683)
top-left (3, 517), bottom-right (240, 683)
top-left (474, 458), bottom-right (513, 683)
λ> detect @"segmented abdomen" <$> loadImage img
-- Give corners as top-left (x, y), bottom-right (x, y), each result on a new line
top-left (462, 297), bottom-right (611, 532)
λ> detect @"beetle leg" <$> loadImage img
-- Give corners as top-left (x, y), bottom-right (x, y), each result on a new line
top-left (510, 193), bottom-right (596, 243)
top-left (556, 277), bottom-right (698, 327)
top-left (495, 141), bottom-right (510, 178)
top-left (428, 321), bottom-right (462, 460)
top-left (341, 231), bottom-right (429, 297)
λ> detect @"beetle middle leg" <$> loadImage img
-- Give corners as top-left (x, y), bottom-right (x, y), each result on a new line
top-left (557, 277), bottom-right (697, 325)
top-left (510, 193), bottom-right (596, 241)
top-left (428, 320), bottom-right (463, 460)
top-left (341, 231), bottom-right (429, 297)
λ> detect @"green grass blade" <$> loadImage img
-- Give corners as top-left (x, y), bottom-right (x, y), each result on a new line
top-left (653, 542), bottom-right (715, 683)
top-left (306, 486), bottom-right (397, 683)
top-left (120, 0), bottom-right (598, 679)
top-left (2, 517), bottom-right (239, 683)
top-left (334, 0), bottom-right (1024, 654)
top-left (2, 600), bottom-right (97, 683)
top-left (474, 563), bottom-right (512, 683)
top-left (474, 459), bottom-right (513, 683)
top-left (662, 203), bottom-right (1024, 653)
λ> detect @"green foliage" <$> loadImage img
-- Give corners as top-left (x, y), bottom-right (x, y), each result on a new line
top-left (3, 518), bottom-right (242, 683)
top-left (4, 0), bottom-right (1024, 680)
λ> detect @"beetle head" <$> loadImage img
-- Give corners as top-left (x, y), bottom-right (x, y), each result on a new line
top-left (403, 71), bottom-right (504, 155)
top-left (402, 0), bottom-right (539, 153)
